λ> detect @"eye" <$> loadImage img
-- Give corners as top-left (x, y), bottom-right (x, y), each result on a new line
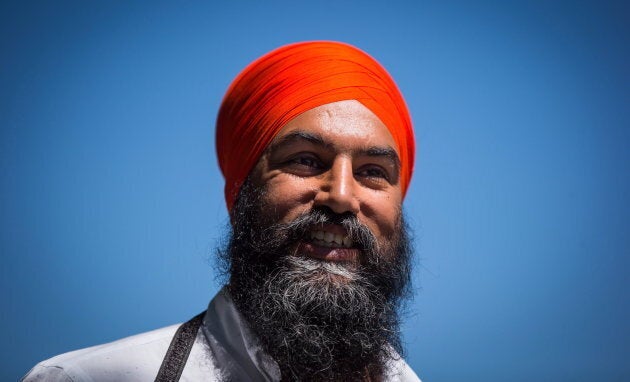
top-left (356, 165), bottom-right (390, 183)
top-left (289, 155), bottom-right (322, 169)
top-left (282, 153), bottom-right (326, 176)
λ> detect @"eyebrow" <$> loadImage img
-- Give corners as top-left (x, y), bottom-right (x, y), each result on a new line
top-left (268, 130), bottom-right (401, 168)
top-left (266, 131), bottom-right (332, 153)
top-left (364, 146), bottom-right (401, 168)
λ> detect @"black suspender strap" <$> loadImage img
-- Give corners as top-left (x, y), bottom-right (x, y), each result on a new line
top-left (154, 311), bottom-right (206, 382)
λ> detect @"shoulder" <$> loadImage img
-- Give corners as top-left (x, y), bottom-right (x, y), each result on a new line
top-left (386, 353), bottom-right (422, 382)
top-left (22, 324), bottom-right (181, 382)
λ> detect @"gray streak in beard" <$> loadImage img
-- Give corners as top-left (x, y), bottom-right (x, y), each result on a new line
top-left (268, 257), bottom-right (371, 315)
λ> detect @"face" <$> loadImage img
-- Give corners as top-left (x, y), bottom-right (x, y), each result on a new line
top-left (249, 100), bottom-right (403, 264)
top-left (224, 102), bottom-right (411, 380)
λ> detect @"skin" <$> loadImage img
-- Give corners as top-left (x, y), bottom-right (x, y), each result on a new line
top-left (250, 99), bottom-right (403, 263)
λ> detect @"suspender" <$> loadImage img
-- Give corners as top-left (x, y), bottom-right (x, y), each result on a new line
top-left (154, 312), bottom-right (205, 382)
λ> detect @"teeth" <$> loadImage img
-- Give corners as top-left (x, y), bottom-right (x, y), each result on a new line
top-left (309, 230), bottom-right (353, 248)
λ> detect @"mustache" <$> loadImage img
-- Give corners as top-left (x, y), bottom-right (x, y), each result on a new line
top-left (259, 207), bottom-right (377, 252)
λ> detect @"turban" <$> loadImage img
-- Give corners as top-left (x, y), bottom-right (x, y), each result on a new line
top-left (216, 41), bottom-right (415, 212)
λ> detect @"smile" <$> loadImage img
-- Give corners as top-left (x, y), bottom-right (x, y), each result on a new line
top-left (308, 230), bottom-right (353, 248)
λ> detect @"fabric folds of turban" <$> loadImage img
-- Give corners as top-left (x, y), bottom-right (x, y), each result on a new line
top-left (216, 41), bottom-right (415, 212)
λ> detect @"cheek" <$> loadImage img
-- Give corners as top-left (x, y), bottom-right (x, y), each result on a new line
top-left (359, 191), bottom-right (402, 240)
top-left (260, 176), bottom-right (317, 223)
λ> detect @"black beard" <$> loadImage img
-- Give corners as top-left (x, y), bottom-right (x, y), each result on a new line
top-left (218, 179), bottom-right (413, 381)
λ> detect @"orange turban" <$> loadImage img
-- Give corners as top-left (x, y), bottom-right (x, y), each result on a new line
top-left (216, 41), bottom-right (415, 212)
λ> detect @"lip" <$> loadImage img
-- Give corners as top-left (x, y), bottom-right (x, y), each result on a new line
top-left (296, 241), bottom-right (360, 262)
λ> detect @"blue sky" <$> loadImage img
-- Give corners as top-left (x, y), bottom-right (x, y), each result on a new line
top-left (1, 1), bottom-right (628, 380)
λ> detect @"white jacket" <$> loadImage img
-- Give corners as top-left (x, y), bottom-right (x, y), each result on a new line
top-left (23, 288), bottom-right (421, 381)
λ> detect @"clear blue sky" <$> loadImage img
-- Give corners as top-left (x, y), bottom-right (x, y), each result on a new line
top-left (1, 1), bottom-right (628, 380)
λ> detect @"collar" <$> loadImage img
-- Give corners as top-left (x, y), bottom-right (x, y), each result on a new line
top-left (200, 287), bottom-right (281, 381)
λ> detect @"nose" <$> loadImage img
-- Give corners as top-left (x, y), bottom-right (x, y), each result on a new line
top-left (313, 157), bottom-right (360, 215)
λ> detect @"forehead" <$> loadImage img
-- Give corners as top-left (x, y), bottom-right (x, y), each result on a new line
top-left (272, 100), bottom-right (398, 152)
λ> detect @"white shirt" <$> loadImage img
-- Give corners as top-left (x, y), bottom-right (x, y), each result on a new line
top-left (23, 288), bottom-right (421, 381)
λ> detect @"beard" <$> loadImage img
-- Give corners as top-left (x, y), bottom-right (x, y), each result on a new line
top-left (218, 179), bottom-right (413, 381)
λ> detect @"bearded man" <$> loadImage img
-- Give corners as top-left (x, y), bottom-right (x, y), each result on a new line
top-left (23, 41), bottom-right (420, 382)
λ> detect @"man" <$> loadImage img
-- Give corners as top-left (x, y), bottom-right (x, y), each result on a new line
top-left (23, 41), bottom-right (420, 381)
